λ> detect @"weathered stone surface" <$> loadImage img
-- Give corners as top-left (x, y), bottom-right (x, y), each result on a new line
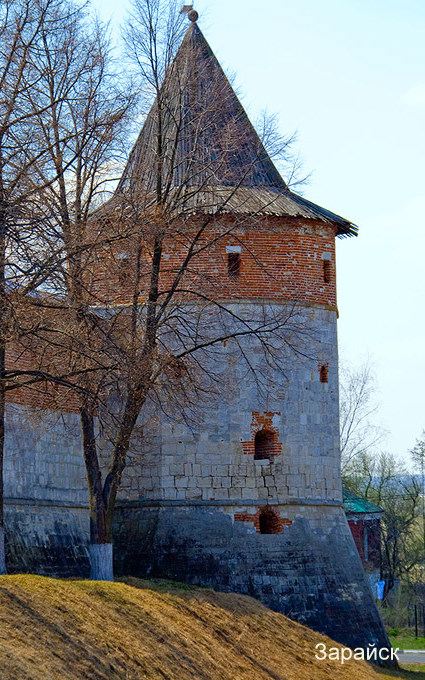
top-left (4, 502), bottom-right (89, 576)
top-left (3, 304), bottom-right (390, 656)
top-left (113, 502), bottom-right (391, 653)
top-left (0, 527), bottom-right (6, 575)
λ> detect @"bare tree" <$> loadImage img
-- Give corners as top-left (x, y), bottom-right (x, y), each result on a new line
top-left (50, 0), bottom-right (336, 580)
top-left (339, 357), bottom-right (386, 471)
top-left (0, 0), bottom-right (72, 575)
top-left (411, 431), bottom-right (425, 560)
top-left (0, 0), bottom-right (133, 575)
top-left (7, 0), bottom-right (350, 580)
top-left (345, 450), bottom-right (422, 599)
top-left (23, 0), bottom-right (136, 579)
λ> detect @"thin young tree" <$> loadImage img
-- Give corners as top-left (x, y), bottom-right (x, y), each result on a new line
top-left (0, 0), bottom-right (133, 575)
top-left (339, 358), bottom-right (386, 472)
top-left (411, 431), bottom-right (425, 561)
top-left (0, 0), bottom-right (73, 575)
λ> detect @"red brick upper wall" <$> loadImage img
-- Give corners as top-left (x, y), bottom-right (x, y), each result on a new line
top-left (90, 215), bottom-right (338, 308)
top-left (6, 342), bottom-right (81, 412)
top-left (6, 215), bottom-right (337, 411)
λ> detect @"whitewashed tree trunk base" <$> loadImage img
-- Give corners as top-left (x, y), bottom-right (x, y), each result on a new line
top-left (0, 527), bottom-right (6, 575)
top-left (89, 543), bottom-right (113, 581)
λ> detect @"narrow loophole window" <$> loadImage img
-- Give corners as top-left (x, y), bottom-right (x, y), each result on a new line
top-left (323, 260), bottom-right (331, 283)
top-left (259, 510), bottom-right (281, 534)
top-left (254, 429), bottom-right (275, 460)
top-left (228, 252), bottom-right (240, 277)
top-left (319, 363), bottom-right (329, 383)
top-left (117, 253), bottom-right (132, 283)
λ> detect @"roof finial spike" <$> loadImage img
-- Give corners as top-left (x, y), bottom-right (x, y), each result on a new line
top-left (180, 5), bottom-right (198, 22)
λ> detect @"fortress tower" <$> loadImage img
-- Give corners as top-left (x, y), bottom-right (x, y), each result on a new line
top-left (4, 13), bottom-right (391, 656)
top-left (108, 17), bottom-right (389, 653)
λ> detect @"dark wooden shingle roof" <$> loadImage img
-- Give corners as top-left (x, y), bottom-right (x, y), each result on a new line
top-left (115, 21), bottom-right (357, 237)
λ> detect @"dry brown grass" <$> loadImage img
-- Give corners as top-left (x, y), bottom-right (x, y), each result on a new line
top-left (0, 574), bottom-right (421, 680)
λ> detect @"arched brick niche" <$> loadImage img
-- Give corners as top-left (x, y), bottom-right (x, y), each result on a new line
top-left (242, 411), bottom-right (282, 461)
top-left (259, 509), bottom-right (282, 534)
top-left (234, 507), bottom-right (292, 534)
top-left (254, 429), bottom-right (276, 460)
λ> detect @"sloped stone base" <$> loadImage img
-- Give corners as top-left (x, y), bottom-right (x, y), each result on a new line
top-left (114, 502), bottom-right (392, 659)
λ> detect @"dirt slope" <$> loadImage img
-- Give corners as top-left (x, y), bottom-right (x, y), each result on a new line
top-left (0, 575), bottom-right (418, 680)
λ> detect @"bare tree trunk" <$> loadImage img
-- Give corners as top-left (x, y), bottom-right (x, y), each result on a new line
top-left (104, 393), bottom-right (144, 519)
top-left (88, 543), bottom-right (113, 581)
top-left (81, 396), bottom-right (145, 580)
top-left (0, 212), bottom-right (6, 574)
top-left (0, 343), bottom-right (6, 575)
top-left (80, 406), bottom-right (113, 580)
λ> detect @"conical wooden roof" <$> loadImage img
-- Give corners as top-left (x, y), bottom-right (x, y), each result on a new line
top-left (116, 20), bottom-right (357, 237)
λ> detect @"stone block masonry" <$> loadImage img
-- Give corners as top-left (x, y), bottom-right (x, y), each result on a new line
top-left (2, 297), bottom-right (390, 657)
top-left (4, 403), bottom-right (90, 576)
top-left (2, 215), bottom-right (390, 658)
top-left (117, 305), bottom-right (342, 507)
top-left (113, 502), bottom-right (391, 654)
top-left (5, 502), bottom-right (90, 577)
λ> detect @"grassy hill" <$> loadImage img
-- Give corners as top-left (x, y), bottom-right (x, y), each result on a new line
top-left (0, 574), bottom-right (421, 680)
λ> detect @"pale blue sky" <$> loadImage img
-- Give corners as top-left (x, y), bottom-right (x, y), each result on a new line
top-left (92, 0), bottom-right (425, 462)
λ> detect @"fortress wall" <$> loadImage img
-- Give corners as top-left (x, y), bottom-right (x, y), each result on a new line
top-left (4, 404), bottom-right (90, 575)
top-left (5, 502), bottom-right (90, 576)
top-left (112, 300), bottom-right (391, 653)
top-left (4, 303), bottom-right (342, 575)
top-left (4, 404), bottom-right (86, 503)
